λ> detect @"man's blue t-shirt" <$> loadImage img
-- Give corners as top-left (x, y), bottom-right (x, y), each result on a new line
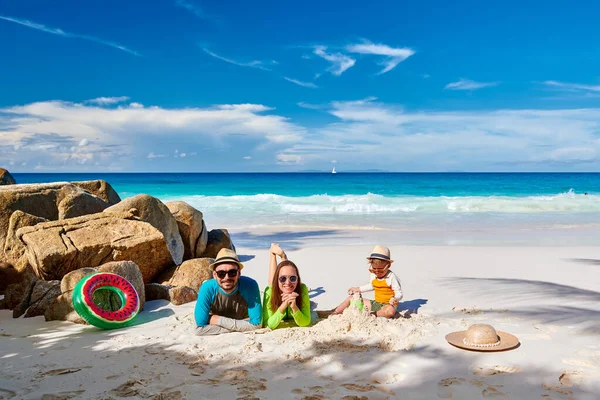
top-left (194, 276), bottom-right (262, 327)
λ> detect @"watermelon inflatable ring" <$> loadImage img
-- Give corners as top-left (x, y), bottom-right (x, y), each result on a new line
top-left (72, 273), bottom-right (140, 329)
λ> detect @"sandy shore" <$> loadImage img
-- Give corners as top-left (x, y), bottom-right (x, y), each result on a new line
top-left (1, 244), bottom-right (599, 399)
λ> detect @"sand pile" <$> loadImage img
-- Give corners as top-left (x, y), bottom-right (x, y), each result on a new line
top-left (274, 308), bottom-right (438, 354)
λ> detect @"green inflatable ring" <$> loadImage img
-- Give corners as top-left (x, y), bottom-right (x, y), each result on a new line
top-left (72, 273), bottom-right (140, 329)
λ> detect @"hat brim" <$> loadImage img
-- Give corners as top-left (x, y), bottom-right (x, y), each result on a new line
top-left (445, 331), bottom-right (520, 352)
top-left (209, 259), bottom-right (244, 271)
top-left (366, 256), bottom-right (394, 263)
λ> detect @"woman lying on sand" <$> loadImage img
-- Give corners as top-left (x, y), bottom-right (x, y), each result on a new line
top-left (262, 243), bottom-right (311, 329)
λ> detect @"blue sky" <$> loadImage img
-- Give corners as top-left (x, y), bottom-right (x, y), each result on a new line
top-left (1, 0), bottom-right (600, 172)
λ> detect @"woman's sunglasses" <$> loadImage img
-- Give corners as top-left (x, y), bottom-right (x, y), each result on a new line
top-left (215, 269), bottom-right (239, 279)
top-left (278, 275), bottom-right (298, 284)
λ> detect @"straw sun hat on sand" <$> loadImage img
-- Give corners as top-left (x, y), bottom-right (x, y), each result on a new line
top-left (446, 324), bottom-right (520, 352)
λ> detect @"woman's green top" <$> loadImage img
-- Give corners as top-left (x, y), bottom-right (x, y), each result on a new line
top-left (262, 283), bottom-right (311, 329)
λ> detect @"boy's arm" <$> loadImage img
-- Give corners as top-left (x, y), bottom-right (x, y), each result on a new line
top-left (358, 274), bottom-right (375, 293)
top-left (390, 273), bottom-right (403, 302)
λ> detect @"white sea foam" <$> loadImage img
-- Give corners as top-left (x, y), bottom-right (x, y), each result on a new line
top-left (156, 190), bottom-right (600, 245)
top-left (162, 191), bottom-right (600, 215)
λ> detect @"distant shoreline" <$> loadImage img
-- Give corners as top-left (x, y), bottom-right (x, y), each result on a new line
top-left (9, 171), bottom-right (600, 177)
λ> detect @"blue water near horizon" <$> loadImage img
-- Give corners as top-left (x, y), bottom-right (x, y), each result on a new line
top-left (12, 172), bottom-right (600, 197)
top-left (11, 172), bottom-right (600, 246)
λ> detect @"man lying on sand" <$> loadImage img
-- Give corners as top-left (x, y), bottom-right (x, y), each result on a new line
top-left (194, 248), bottom-right (262, 335)
top-left (324, 245), bottom-right (403, 319)
top-left (262, 243), bottom-right (311, 329)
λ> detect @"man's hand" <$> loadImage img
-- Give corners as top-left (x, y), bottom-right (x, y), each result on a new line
top-left (209, 315), bottom-right (220, 325)
top-left (389, 298), bottom-right (399, 307)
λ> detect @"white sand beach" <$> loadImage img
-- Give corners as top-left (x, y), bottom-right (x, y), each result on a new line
top-left (1, 240), bottom-right (599, 399)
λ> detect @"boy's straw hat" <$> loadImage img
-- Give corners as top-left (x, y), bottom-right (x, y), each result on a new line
top-left (209, 248), bottom-right (244, 271)
top-left (366, 245), bottom-right (394, 263)
top-left (445, 324), bottom-right (519, 352)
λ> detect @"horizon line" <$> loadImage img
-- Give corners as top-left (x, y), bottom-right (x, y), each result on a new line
top-left (8, 171), bottom-right (600, 174)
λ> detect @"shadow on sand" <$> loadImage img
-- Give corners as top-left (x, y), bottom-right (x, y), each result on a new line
top-left (130, 300), bottom-right (176, 326)
top-left (308, 286), bottom-right (326, 300)
top-left (399, 298), bottom-right (428, 316)
top-left (567, 258), bottom-right (600, 266)
top-left (230, 229), bottom-right (356, 250)
top-left (3, 313), bottom-right (596, 399)
top-left (438, 277), bottom-right (600, 334)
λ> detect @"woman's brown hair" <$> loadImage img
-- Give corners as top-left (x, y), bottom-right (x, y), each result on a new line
top-left (270, 260), bottom-right (303, 311)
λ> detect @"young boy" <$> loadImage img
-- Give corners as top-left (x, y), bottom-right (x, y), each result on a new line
top-left (327, 245), bottom-right (403, 319)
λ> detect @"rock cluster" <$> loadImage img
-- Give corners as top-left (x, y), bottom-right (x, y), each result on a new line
top-left (0, 169), bottom-right (235, 324)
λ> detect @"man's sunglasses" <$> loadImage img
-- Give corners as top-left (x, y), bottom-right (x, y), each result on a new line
top-left (278, 275), bottom-right (298, 284)
top-left (215, 269), bottom-right (239, 279)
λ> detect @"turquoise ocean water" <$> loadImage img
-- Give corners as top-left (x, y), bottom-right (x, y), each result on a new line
top-left (12, 173), bottom-right (600, 246)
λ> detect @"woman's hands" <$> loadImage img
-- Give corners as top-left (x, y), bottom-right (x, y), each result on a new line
top-left (278, 292), bottom-right (299, 313)
top-left (270, 243), bottom-right (287, 260)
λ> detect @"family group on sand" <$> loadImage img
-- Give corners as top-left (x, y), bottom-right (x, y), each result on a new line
top-left (194, 243), bottom-right (403, 335)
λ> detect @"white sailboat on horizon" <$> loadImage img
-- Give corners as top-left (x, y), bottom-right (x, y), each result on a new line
top-left (331, 166), bottom-right (337, 174)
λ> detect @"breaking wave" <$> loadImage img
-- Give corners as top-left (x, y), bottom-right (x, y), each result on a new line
top-left (164, 190), bottom-right (600, 215)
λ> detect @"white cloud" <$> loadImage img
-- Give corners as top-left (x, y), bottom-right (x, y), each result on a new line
top-left (147, 152), bottom-right (166, 159)
top-left (279, 99), bottom-right (600, 171)
top-left (297, 102), bottom-right (324, 110)
top-left (203, 48), bottom-right (275, 71)
top-left (175, 0), bottom-right (206, 19)
top-left (276, 154), bottom-right (302, 165)
top-left (284, 77), bottom-right (318, 88)
top-left (1, 100), bottom-right (302, 144)
top-left (173, 151), bottom-right (195, 158)
top-left (85, 96), bottom-right (130, 105)
top-left (0, 99), bottom-right (305, 170)
top-left (313, 46), bottom-right (356, 76)
top-left (543, 80), bottom-right (600, 92)
top-left (550, 147), bottom-right (596, 162)
top-left (0, 15), bottom-right (140, 56)
top-left (346, 41), bottom-right (415, 74)
top-left (3, 96), bottom-right (600, 172)
top-left (445, 79), bottom-right (499, 91)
